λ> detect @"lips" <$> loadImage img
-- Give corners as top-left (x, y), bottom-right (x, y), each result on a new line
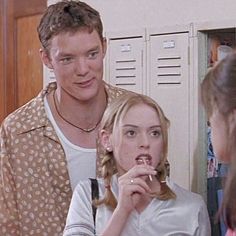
top-left (77, 78), bottom-right (94, 88)
top-left (135, 154), bottom-right (152, 165)
top-left (135, 154), bottom-right (153, 181)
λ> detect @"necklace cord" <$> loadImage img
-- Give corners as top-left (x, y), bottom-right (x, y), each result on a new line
top-left (53, 90), bottom-right (102, 133)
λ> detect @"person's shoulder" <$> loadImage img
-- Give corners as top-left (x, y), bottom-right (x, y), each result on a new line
top-left (75, 178), bottom-right (103, 190)
top-left (225, 228), bottom-right (236, 236)
top-left (73, 178), bottom-right (103, 199)
top-left (168, 181), bottom-right (207, 215)
top-left (74, 179), bottom-right (91, 194)
top-left (1, 87), bottom-right (47, 132)
top-left (104, 82), bottom-right (136, 100)
top-left (170, 180), bottom-right (205, 205)
top-left (3, 97), bottom-right (39, 123)
top-left (3, 82), bottom-right (55, 122)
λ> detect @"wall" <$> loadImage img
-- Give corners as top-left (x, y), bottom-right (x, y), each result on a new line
top-left (48, 0), bottom-right (236, 32)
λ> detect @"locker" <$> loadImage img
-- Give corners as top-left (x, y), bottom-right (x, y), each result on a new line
top-left (148, 32), bottom-right (190, 190)
top-left (106, 33), bottom-right (146, 94)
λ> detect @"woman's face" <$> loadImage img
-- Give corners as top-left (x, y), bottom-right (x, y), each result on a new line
top-left (110, 103), bottom-right (164, 174)
top-left (209, 108), bottom-right (229, 163)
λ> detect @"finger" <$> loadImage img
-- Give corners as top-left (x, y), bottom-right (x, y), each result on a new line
top-left (119, 183), bottom-right (147, 202)
top-left (125, 177), bottom-right (152, 193)
top-left (128, 165), bottom-right (157, 179)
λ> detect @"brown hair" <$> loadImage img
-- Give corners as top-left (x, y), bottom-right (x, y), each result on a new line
top-left (37, 0), bottom-right (103, 52)
top-left (201, 52), bottom-right (236, 230)
top-left (95, 93), bottom-right (176, 210)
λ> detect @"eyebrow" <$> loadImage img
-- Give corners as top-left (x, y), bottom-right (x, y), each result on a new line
top-left (56, 46), bottom-right (100, 57)
top-left (122, 124), bottom-right (161, 129)
top-left (88, 46), bottom-right (100, 51)
top-left (55, 52), bottom-right (74, 58)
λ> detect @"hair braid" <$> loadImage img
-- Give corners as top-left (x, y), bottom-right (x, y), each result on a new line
top-left (95, 152), bottom-right (117, 209)
top-left (153, 162), bottom-right (176, 200)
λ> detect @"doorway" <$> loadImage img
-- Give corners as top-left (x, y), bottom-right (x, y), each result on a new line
top-left (0, 0), bottom-right (47, 122)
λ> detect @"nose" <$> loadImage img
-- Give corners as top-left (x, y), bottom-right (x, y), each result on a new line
top-left (75, 58), bottom-right (89, 76)
top-left (138, 133), bottom-right (150, 149)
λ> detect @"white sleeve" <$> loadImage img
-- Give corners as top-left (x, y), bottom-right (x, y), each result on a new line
top-left (63, 181), bottom-right (95, 236)
top-left (197, 198), bottom-right (211, 236)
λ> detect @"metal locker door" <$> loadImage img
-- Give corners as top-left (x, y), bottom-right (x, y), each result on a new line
top-left (108, 36), bottom-right (145, 94)
top-left (148, 32), bottom-right (190, 189)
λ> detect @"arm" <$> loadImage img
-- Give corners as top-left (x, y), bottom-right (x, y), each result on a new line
top-left (101, 165), bottom-right (156, 236)
top-left (197, 198), bottom-right (211, 236)
top-left (63, 181), bottom-right (95, 236)
top-left (101, 204), bottom-right (131, 236)
top-left (0, 124), bottom-right (20, 235)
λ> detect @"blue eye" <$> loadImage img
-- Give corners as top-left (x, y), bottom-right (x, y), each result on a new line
top-left (60, 57), bottom-right (72, 65)
top-left (125, 130), bottom-right (136, 137)
top-left (88, 51), bottom-right (99, 59)
top-left (151, 130), bottom-right (161, 137)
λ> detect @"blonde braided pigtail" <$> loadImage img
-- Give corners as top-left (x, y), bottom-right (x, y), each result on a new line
top-left (151, 161), bottom-right (176, 200)
top-left (94, 151), bottom-right (117, 210)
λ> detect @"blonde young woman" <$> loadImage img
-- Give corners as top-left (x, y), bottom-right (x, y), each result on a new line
top-left (64, 93), bottom-right (211, 236)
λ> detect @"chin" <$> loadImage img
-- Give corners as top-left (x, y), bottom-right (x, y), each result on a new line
top-left (216, 151), bottom-right (230, 164)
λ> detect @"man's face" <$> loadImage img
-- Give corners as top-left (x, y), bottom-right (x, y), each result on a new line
top-left (45, 29), bottom-right (106, 102)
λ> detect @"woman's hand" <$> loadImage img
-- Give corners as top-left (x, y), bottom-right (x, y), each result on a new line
top-left (116, 164), bottom-right (157, 213)
top-left (101, 165), bottom-right (156, 236)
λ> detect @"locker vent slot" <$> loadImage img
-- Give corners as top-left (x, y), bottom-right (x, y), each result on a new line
top-left (116, 75), bottom-right (136, 78)
top-left (158, 73), bottom-right (181, 76)
top-left (116, 59), bottom-right (136, 63)
top-left (157, 65), bottom-right (181, 68)
top-left (157, 56), bottom-right (181, 60)
top-left (115, 59), bottom-right (137, 85)
top-left (156, 55), bottom-right (182, 85)
top-left (116, 67), bottom-right (136, 71)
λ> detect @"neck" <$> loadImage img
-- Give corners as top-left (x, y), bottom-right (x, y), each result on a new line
top-left (51, 88), bottom-right (107, 132)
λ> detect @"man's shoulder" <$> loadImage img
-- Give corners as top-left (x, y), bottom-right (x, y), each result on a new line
top-left (104, 82), bottom-right (136, 101)
top-left (1, 89), bottom-right (47, 133)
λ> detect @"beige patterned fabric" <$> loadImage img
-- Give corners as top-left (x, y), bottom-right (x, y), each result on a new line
top-left (0, 81), bottom-right (131, 236)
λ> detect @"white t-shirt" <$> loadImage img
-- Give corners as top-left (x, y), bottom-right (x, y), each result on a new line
top-left (44, 97), bottom-right (96, 190)
top-left (64, 175), bottom-right (211, 236)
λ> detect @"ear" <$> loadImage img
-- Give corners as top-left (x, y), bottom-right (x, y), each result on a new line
top-left (39, 48), bottom-right (53, 69)
top-left (100, 129), bottom-right (113, 152)
top-left (102, 37), bottom-right (107, 59)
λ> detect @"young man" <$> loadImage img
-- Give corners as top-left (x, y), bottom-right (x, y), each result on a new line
top-left (0, 1), bottom-right (132, 235)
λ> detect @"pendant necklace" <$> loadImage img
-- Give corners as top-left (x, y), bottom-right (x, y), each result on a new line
top-left (53, 90), bottom-right (101, 133)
